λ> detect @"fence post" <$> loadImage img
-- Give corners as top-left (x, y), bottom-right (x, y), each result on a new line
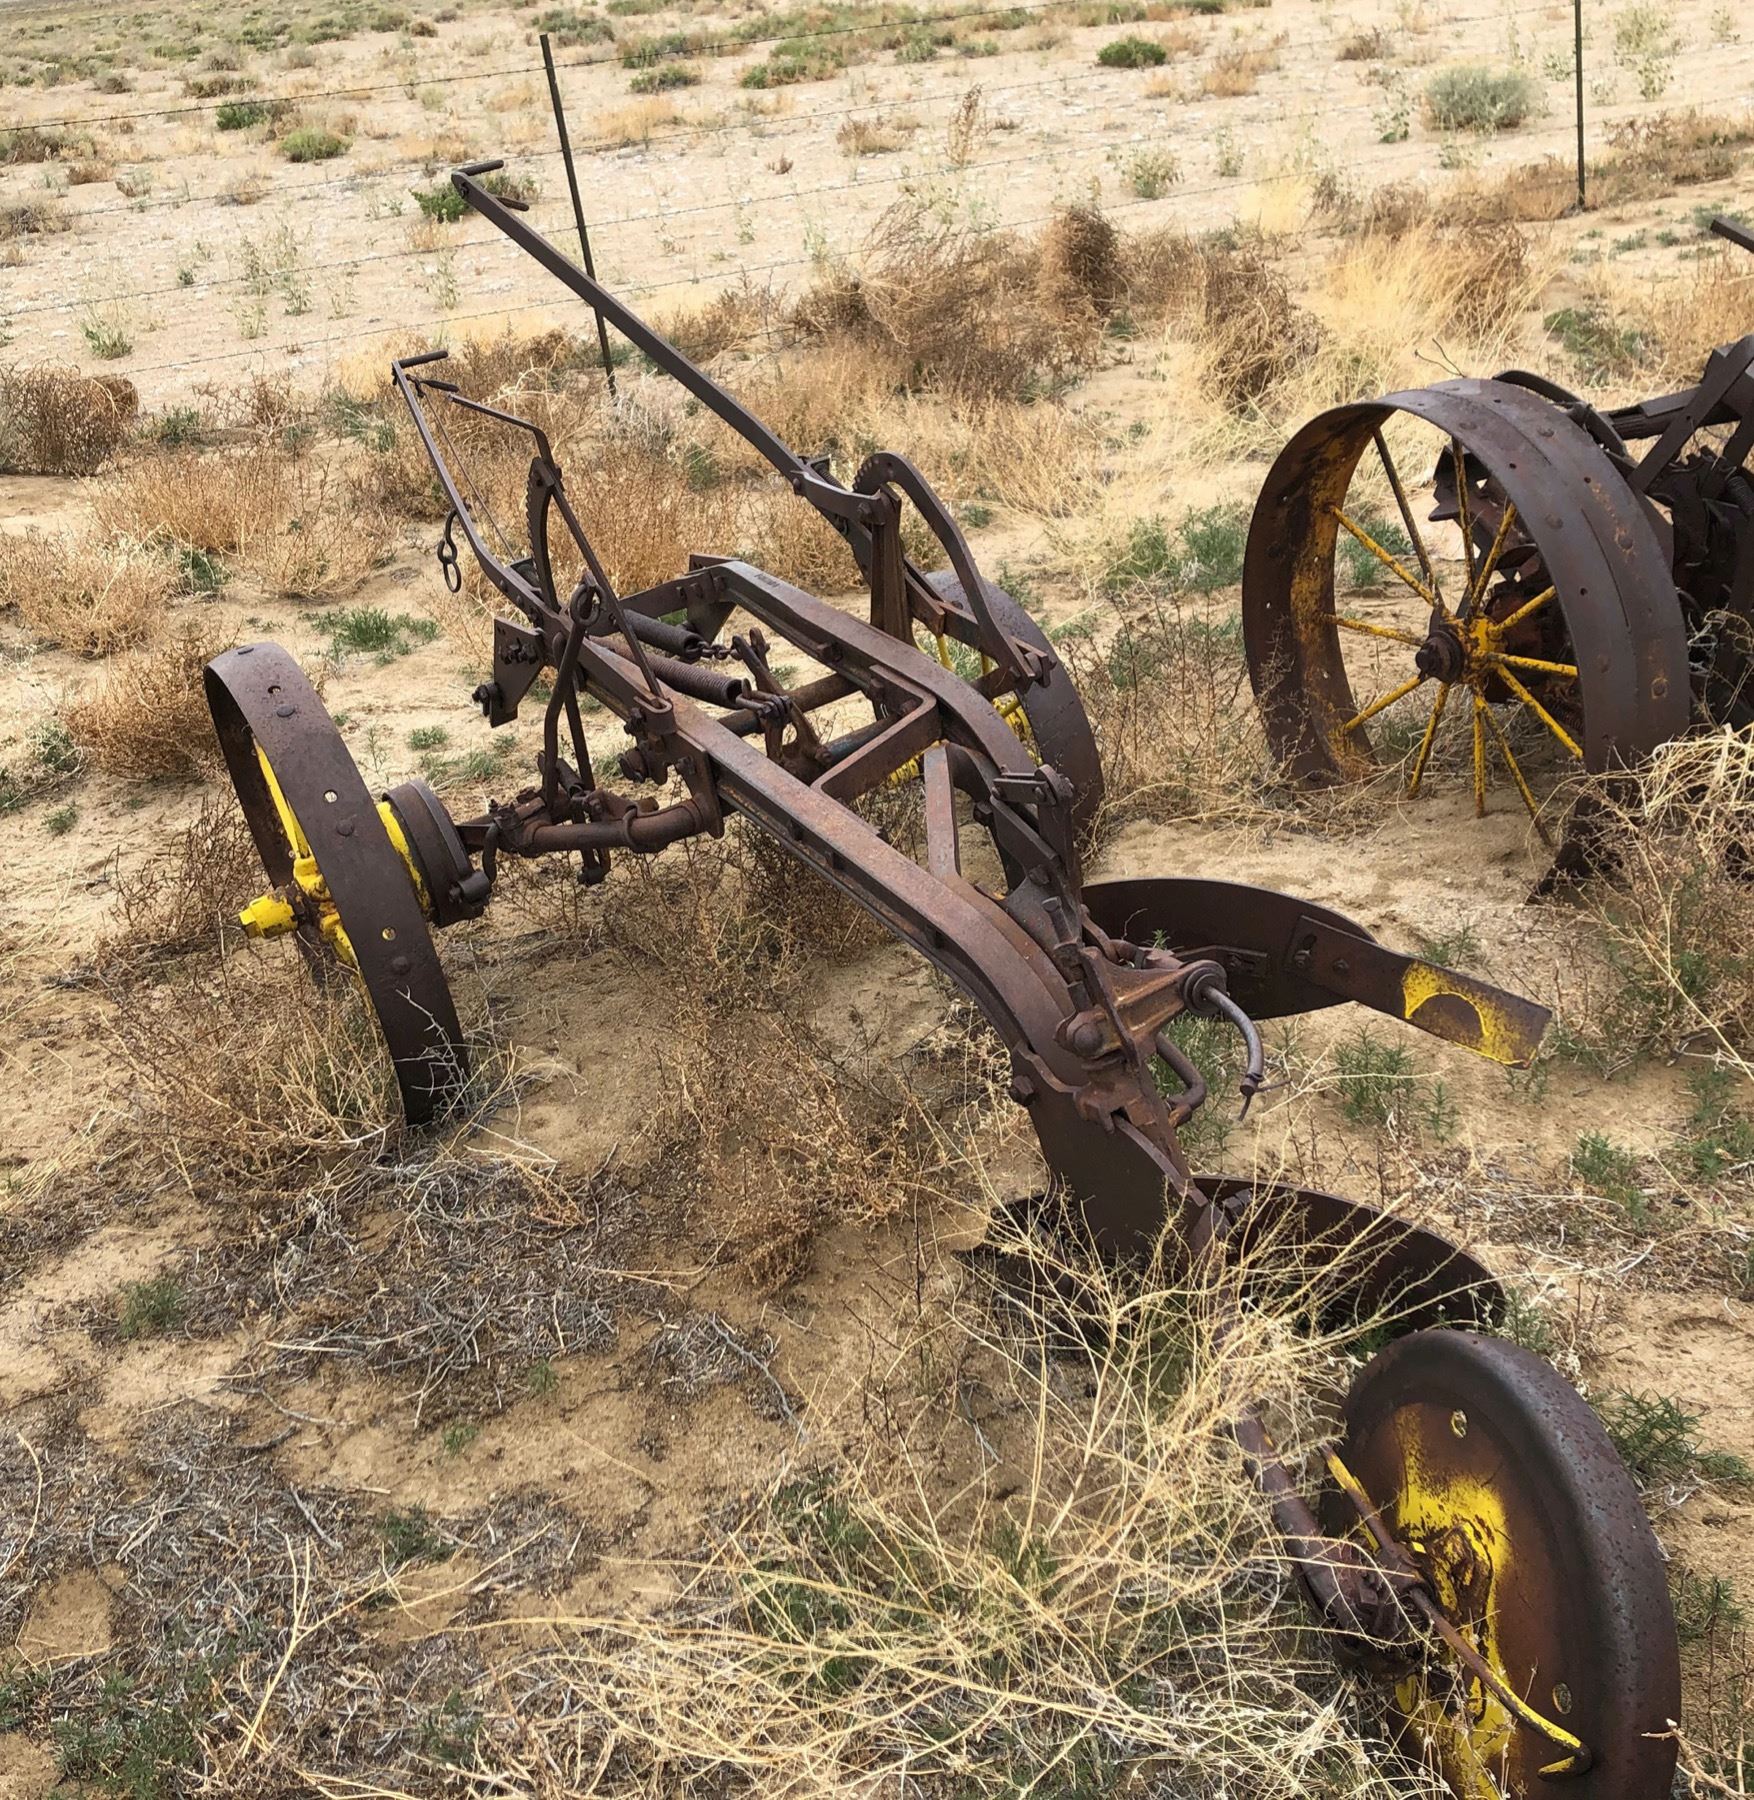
top-left (1574, 0), bottom-right (1587, 210)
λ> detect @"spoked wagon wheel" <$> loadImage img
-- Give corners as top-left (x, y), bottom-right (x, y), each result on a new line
top-left (205, 642), bottom-right (470, 1124)
top-left (1324, 1331), bottom-right (1680, 1800)
top-left (1243, 379), bottom-right (1690, 837)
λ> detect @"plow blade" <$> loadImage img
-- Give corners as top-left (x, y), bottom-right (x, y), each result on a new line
top-left (1084, 877), bottom-right (1549, 1068)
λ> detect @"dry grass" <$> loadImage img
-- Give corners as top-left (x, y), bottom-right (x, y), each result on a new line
top-left (1065, 593), bottom-right (1270, 833)
top-left (65, 623), bottom-right (234, 779)
top-left (102, 790), bottom-right (261, 967)
top-left (0, 366), bottom-right (137, 475)
top-left (598, 837), bottom-right (992, 1288)
top-left (1633, 241), bottom-right (1754, 380)
top-left (0, 526), bottom-right (173, 656)
top-left (835, 112), bottom-right (917, 156)
top-left (1201, 44), bottom-right (1279, 96)
top-left (791, 198), bottom-right (1114, 400)
top-left (1563, 730), bottom-right (1754, 1068)
top-left (92, 445), bottom-right (390, 599)
top-left (484, 1224), bottom-right (1435, 1795)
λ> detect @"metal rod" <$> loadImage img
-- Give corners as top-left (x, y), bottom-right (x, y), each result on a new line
top-left (1573, 0), bottom-right (1586, 212)
top-left (541, 31), bottom-right (618, 399)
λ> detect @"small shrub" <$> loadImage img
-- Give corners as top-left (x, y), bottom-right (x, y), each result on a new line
top-left (318, 604), bottom-right (440, 659)
top-left (1201, 46), bottom-right (1276, 96)
top-left (1599, 1391), bottom-right (1753, 1491)
top-left (45, 802), bottom-right (78, 835)
top-left (1125, 147), bottom-right (1180, 198)
top-left (66, 625), bottom-right (233, 778)
top-left (1097, 34), bottom-right (1166, 68)
top-left (215, 97), bottom-right (271, 129)
top-left (741, 39), bottom-right (847, 86)
top-left (532, 5), bottom-right (615, 44)
top-left (382, 1506), bottom-right (451, 1564)
top-left (1333, 1032), bottom-right (1417, 1126)
top-left (119, 1274), bottom-right (185, 1339)
top-left (630, 62), bottom-right (700, 93)
top-left (1424, 65), bottom-right (1538, 133)
top-left (1571, 1131), bottom-right (1645, 1219)
top-left (280, 127), bottom-right (349, 162)
top-left (79, 307), bottom-right (134, 360)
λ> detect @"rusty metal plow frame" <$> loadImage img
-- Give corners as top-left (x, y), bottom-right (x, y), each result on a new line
top-left (202, 154), bottom-right (1681, 1799)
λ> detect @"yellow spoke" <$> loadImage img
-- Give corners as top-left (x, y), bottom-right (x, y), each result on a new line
top-left (1450, 438), bottom-right (1480, 599)
top-left (1493, 662), bottom-right (1584, 759)
top-left (1491, 651), bottom-right (1578, 680)
top-left (1405, 680), bottom-right (1451, 797)
top-left (1491, 584), bottom-right (1557, 635)
top-left (1331, 507), bottom-right (1442, 611)
top-left (255, 744), bottom-right (311, 860)
top-left (1471, 693), bottom-right (1488, 817)
top-left (1334, 614), bottom-right (1427, 648)
top-left (1478, 699), bottom-right (1556, 847)
top-left (1461, 498), bottom-right (1518, 621)
top-left (1342, 671), bottom-right (1426, 735)
top-left (1373, 427), bottom-right (1440, 596)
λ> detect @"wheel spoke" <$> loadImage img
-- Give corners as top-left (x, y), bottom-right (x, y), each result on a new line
top-left (1491, 584), bottom-right (1557, 636)
top-left (1342, 671), bottom-right (1426, 735)
top-left (1491, 651), bottom-right (1578, 680)
top-left (1450, 438), bottom-right (1480, 600)
top-left (1405, 680), bottom-right (1451, 797)
top-left (1331, 507), bottom-right (1442, 609)
top-left (1373, 427), bottom-right (1440, 599)
top-left (1493, 662), bottom-right (1584, 759)
top-left (1478, 700), bottom-right (1556, 847)
top-left (1462, 498), bottom-right (1519, 622)
top-left (1471, 693), bottom-right (1487, 817)
top-left (1334, 614), bottom-right (1427, 648)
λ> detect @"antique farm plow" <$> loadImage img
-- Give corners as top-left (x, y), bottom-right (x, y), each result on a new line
top-left (207, 161), bottom-right (1681, 1798)
top-left (1244, 216), bottom-right (1754, 840)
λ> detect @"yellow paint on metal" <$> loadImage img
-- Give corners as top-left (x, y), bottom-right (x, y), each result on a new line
top-left (1390, 1416), bottom-right (1519, 1800)
top-left (238, 749), bottom-right (428, 966)
top-left (1343, 671), bottom-right (1426, 735)
top-left (1400, 962), bottom-right (1543, 1067)
top-left (239, 892), bottom-right (297, 939)
top-left (1406, 681), bottom-right (1451, 798)
top-left (1331, 506), bottom-right (1442, 610)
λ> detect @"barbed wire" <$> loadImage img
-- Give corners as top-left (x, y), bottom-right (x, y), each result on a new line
top-left (33, 23), bottom-right (1752, 235)
top-left (6, 97), bottom-right (1394, 319)
top-left (103, 91), bottom-right (1750, 385)
top-left (13, 57), bottom-right (1748, 330)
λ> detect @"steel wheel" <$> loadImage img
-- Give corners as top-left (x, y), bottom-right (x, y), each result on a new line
top-left (1244, 379), bottom-right (1690, 836)
top-left (921, 570), bottom-right (1106, 841)
top-left (205, 642), bottom-right (469, 1124)
top-left (1325, 1330), bottom-right (1680, 1800)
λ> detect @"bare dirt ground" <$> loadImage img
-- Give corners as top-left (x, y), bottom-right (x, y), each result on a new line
top-left (4, 0), bottom-right (1754, 1792)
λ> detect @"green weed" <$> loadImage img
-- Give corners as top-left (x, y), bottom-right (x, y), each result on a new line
top-left (1333, 1031), bottom-right (1417, 1127)
top-left (1598, 1390), bottom-right (1754, 1490)
top-left (118, 1275), bottom-right (185, 1340)
top-left (1097, 34), bottom-right (1167, 68)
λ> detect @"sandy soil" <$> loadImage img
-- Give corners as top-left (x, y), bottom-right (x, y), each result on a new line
top-left (4, 0), bottom-right (1754, 1790)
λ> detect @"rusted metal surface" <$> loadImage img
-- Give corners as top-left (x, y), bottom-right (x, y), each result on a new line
top-left (1248, 219), bottom-right (1754, 831)
top-left (1243, 379), bottom-right (1688, 804)
top-left (205, 644), bottom-right (469, 1122)
top-left (201, 149), bottom-right (1683, 1800)
top-left (1323, 1331), bottom-right (1680, 1799)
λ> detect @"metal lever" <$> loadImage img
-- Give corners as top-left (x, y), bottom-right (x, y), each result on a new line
top-left (1710, 215), bottom-right (1754, 255)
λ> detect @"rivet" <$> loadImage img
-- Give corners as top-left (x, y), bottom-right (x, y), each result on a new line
top-left (276, 704), bottom-right (295, 719)
top-left (391, 954), bottom-right (411, 975)
top-left (336, 820), bottom-right (355, 837)
top-left (1552, 1682), bottom-right (1573, 1715)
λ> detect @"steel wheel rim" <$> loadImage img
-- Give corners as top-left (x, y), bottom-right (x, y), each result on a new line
top-left (1244, 379), bottom-right (1690, 833)
top-left (205, 642), bottom-right (469, 1124)
top-left (1325, 1329), bottom-right (1681, 1800)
